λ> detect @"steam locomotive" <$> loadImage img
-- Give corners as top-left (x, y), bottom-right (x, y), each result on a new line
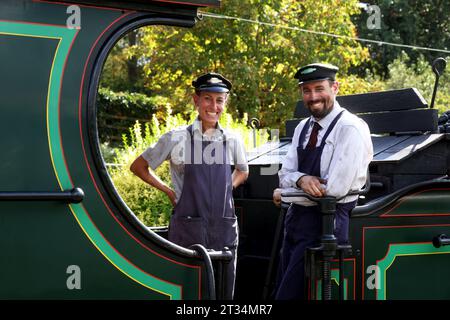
top-left (1, 0), bottom-right (450, 300)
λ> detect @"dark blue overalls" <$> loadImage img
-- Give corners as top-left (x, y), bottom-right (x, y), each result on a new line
top-left (275, 111), bottom-right (356, 300)
top-left (168, 125), bottom-right (238, 299)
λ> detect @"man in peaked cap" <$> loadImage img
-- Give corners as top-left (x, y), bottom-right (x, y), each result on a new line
top-left (294, 63), bottom-right (339, 84)
top-left (130, 72), bottom-right (248, 299)
top-left (274, 63), bottom-right (373, 299)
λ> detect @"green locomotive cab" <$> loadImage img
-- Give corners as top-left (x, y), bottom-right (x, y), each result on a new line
top-left (1, 0), bottom-right (450, 301)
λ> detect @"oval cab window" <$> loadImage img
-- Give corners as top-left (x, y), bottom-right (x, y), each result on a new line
top-left (97, 25), bottom-right (191, 229)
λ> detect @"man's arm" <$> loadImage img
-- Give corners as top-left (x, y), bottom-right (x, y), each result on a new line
top-left (130, 156), bottom-right (177, 206)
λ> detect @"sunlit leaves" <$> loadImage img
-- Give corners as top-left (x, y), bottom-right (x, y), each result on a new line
top-left (102, 0), bottom-right (369, 129)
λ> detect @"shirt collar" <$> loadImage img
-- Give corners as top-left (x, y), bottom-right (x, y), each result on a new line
top-left (311, 99), bottom-right (342, 130)
top-left (192, 117), bottom-right (224, 139)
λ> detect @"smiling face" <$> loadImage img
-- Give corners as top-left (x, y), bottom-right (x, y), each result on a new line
top-left (300, 80), bottom-right (339, 119)
top-left (193, 91), bottom-right (228, 131)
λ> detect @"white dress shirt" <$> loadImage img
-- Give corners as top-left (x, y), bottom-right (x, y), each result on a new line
top-left (279, 101), bottom-right (373, 205)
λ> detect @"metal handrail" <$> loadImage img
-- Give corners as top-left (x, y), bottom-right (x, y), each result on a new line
top-left (189, 244), bottom-right (217, 300)
top-left (0, 188), bottom-right (84, 203)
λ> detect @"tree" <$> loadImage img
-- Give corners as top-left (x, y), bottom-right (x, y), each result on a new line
top-left (99, 29), bottom-right (150, 94)
top-left (353, 0), bottom-right (450, 76)
top-left (101, 0), bottom-right (369, 129)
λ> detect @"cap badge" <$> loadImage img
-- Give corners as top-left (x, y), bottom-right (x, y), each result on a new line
top-left (301, 67), bottom-right (317, 75)
top-left (207, 77), bottom-right (223, 84)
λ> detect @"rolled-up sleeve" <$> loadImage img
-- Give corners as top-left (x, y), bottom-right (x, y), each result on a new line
top-left (141, 131), bottom-right (173, 170)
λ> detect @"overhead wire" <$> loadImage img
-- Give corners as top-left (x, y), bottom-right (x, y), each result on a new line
top-left (199, 12), bottom-right (450, 55)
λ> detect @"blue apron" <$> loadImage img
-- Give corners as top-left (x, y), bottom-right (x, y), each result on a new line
top-left (275, 111), bottom-right (356, 300)
top-left (168, 125), bottom-right (238, 299)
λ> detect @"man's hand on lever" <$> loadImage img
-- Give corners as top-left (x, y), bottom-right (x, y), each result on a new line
top-left (297, 175), bottom-right (327, 197)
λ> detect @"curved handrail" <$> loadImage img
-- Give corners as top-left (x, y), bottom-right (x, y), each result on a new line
top-left (280, 185), bottom-right (368, 207)
top-left (282, 177), bottom-right (450, 217)
top-left (189, 244), bottom-right (216, 300)
top-left (351, 177), bottom-right (450, 217)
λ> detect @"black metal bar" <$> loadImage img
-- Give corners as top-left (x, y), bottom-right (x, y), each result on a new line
top-left (430, 77), bottom-right (439, 110)
top-left (189, 244), bottom-right (216, 300)
top-left (215, 258), bottom-right (224, 299)
top-left (0, 188), bottom-right (84, 203)
top-left (262, 203), bottom-right (287, 300)
top-left (250, 118), bottom-right (260, 149)
top-left (320, 197), bottom-right (337, 301)
top-left (430, 57), bottom-right (446, 109)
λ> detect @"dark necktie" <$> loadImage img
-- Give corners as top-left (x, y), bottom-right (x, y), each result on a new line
top-left (306, 122), bottom-right (321, 149)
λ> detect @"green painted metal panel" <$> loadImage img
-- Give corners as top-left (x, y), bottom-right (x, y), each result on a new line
top-left (350, 186), bottom-right (450, 300)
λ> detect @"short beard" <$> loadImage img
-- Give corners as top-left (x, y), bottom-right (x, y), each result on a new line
top-left (307, 100), bottom-right (334, 119)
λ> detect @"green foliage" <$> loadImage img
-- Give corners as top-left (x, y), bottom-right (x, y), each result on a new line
top-left (99, 32), bottom-right (147, 93)
top-left (383, 52), bottom-right (450, 114)
top-left (107, 111), bottom-right (189, 226)
top-left (353, 0), bottom-right (450, 76)
top-left (219, 112), bottom-right (270, 149)
top-left (338, 52), bottom-right (450, 114)
top-left (338, 73), bottom-right (385, 96)
top-left (110, 160), bottom-right (173, 226)
top-left (100, 0), bottom-right (369, 129)
top-left (106, 110), bottom-right (268, 227)
top-left (98, 0), bottom-right (450, 129)
top-left (97, 87), bottom-right (171, 145)
top-left (384, 52), bottom-right (435, 99)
